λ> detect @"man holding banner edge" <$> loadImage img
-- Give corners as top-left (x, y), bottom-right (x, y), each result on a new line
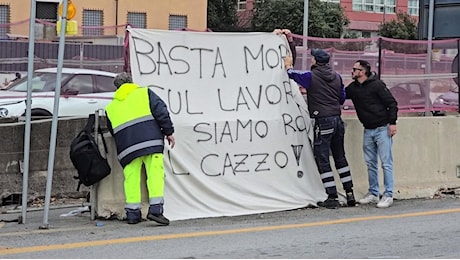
top-left (282, 45), bottom-right (355, 209)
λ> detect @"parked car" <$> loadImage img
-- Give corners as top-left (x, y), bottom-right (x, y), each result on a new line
top-left (432, 85), bottom-right (459, 115)
top-left (0, 68), bottom-right (117, 119)
top-left (342, 82), bottom-right (430, 112)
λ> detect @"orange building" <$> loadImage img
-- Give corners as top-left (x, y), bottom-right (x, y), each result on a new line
top-left (236, 0), bottom-right (419, 38)
top-left (0, 0), bottom-right (207, 39)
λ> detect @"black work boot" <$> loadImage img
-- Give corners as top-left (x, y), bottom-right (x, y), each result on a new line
top-left (125, 208), bottom-right (141, 224)
top-left (319, 194), bottom-right (340, 209)
top-left (147, 204), bottom-right (170, 226)
top-left (346, 190), bottom-right (356, 207)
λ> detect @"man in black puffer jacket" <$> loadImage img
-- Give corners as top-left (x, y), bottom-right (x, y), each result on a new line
top-left (284, 48), bottom-right (355, 209)
top-left (346, 60), bottom-right (398, 209)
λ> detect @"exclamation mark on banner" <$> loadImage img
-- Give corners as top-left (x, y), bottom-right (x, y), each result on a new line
top-left (291, 144), bottom-right (303, 178)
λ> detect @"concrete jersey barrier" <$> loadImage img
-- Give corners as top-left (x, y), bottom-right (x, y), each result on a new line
top-left (0, 116), bottom-right (459, 219)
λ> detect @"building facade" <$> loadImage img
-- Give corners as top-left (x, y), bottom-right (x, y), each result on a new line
top-left (0, 0), bottom-right (208, 39)
top-left (341, 0), bottom-right (419, 37)
top-left (236, 0), bottom-right (419, 38)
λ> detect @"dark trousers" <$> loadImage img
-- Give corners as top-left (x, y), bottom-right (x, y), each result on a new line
top-left (313, 115), bottom-right (353, 196)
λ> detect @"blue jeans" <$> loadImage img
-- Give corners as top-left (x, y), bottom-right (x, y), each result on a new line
top-left (313, 116), bottom-right (353, 196)
top-left (363, 125), bottom-right (394, 197)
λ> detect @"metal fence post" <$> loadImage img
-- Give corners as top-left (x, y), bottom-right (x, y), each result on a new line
top-left (79, 42), bottom-right (84, 68)
top-left (378, 37), bottom-right (382, 79)
top-left (90, 109), bottom-right (105, 220)
top-left (457, 39), bottom-right (460, 114)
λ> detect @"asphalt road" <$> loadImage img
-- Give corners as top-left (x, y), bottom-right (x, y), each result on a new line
top-left (1, 196), bottom-right (460, 258)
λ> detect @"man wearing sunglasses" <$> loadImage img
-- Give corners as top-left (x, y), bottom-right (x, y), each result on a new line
top-left (284, 48), bottom-right (355, 209)
top-left (346, 60), bottom-right (398, 208)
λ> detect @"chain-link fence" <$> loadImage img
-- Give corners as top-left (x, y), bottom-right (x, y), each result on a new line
top-left (1, 18), bottom-right (459, 114)
top-left (292, 35), bottom-right (459, 114)
top-left (0, 19), bottom-right (126, 73)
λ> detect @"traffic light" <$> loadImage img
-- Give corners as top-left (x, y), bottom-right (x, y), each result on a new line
top-left (56, 0), bottom-right (78, 36)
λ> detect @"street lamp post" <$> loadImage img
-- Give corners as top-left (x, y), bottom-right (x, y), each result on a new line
top-left (383, 2), bottom-right (387, 24)
top-left (302, 0), bottom-right (309, 70)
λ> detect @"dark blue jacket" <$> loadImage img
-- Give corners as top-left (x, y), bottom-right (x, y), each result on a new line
top-left (288, 64), bottom-right (345, 118)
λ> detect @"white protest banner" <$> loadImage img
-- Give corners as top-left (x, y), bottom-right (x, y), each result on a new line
top-left (127, 29), bottom-right (326, 220)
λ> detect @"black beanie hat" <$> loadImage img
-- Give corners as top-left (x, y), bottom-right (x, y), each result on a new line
top-left (311, 48), bottom-right (330, 64)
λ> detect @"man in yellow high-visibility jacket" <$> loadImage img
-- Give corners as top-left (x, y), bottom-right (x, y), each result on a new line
top-left (106, 72), bottom-right (175, 225)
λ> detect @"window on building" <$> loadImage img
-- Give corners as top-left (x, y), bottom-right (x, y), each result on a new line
top-left (127, 12), bottom-right (147, 28)
top-left (408, 0), bottom-right (419, 16)
top-left (320, 0), bottom-right (341, 3)
top-left (237, 0), bottom-right (247, 11)
top-left (362, 31), bottom-right (371, 38)
top-left (169, 15), bottom-right (187, 30)
top-left (0, 5), bottom-right (10, 38)
top-left (36, 2), bottom-right (58, 22)
top-left (250, 0), bottom-right (265, 10)
top-left (353, 0), bottom-right (364, 12)
top-left (352, 0), bottom-right (395, 14)
top-left (82, 9), bottom-right (104, 36)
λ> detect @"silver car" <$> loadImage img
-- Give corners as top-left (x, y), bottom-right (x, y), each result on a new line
top-left (432, 85), bottom-right (459, 116)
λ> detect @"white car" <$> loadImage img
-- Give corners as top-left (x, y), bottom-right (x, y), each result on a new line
top-left (0, 68), bottom-right (117, 119)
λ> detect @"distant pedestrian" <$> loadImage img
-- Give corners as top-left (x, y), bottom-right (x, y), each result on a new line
top-left (345, 60), bottom-right (398, 208)
top-left (106, 72), bottom-right (175, 224)
top-left (1, 72), bottom-right (21, 89)
top-left (12, 72), bottom-right (21, 82)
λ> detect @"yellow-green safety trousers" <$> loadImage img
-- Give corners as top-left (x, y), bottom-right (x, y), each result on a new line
top-left (123, 153), bottom-right (165, 209)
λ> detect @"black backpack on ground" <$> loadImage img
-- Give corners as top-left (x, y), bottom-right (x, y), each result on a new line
top-left (70, 114), bottom-right (111, 191)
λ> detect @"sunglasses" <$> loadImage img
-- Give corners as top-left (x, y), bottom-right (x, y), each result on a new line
top-left (352, 68), bottom-right (363, 72)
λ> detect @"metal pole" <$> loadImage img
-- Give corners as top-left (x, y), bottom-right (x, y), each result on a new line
top-left (302, 0), bottom-right (309, 71)
top-left (378, 37), bottom-right (382, 79)
top-left (457, 40), bottom-right (459, 114)
top-left (115, 0), bottom-right (119, 35)
top-left (383, 2), bottom-right (386, 24)
top-left (41, 0), bottom-right (68, 229)
top-left (79, 42), bottom-right (84, 68)
top-left (21, 0), bottom-right (38, 224)
top-left (425, 0), bottom-right (434, 116)
top-left (91, 110), bottom-right (101, 221)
